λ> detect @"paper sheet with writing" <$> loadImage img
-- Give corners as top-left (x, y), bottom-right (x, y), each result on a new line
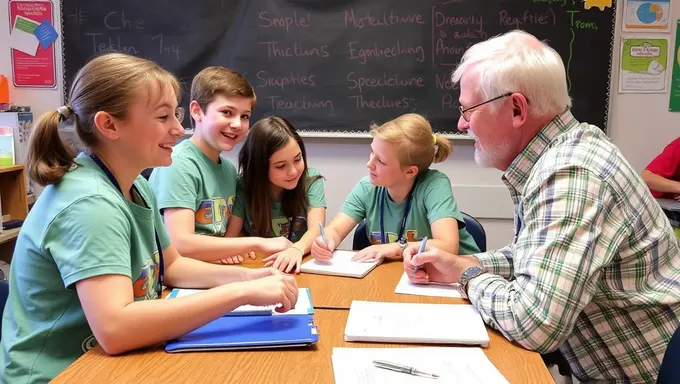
top-left (332, 347), bottom-right (509, 384)
top-left (344, 300), bottom-right (489, 346)
top-left (394, 272), bottom-right (461, 298)
top-left (168, 287), bottom-right (313, 316)
top-left (300, 250), bottom-right (379, 278)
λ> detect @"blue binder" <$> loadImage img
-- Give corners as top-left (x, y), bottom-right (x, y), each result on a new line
top-left (165, 314), bottom-right (318, 353)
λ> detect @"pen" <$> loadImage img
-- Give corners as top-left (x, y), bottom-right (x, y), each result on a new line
top-left (318, 222), bottom-right (329, 247)
top-left (413, 236), bottom-right (428, 274)
top-left (372, 360), bottom-right (439, 379)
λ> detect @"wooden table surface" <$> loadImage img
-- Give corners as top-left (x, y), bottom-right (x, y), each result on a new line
top-left (52, 255), bottom-right (555, 384)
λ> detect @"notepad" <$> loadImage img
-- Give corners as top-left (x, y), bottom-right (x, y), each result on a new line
top-left (165, 314), bottom-right (318, 353)
top-left (300, 250), bottom-right (380, 278)
top-left (332, 347), bottom-right (508, 384)
top-left (394, 272), bottom-right (462, 298)
top-left (166, 287), bottom-right (314, 316)
top-left (344, 300), bottom-right (489, 347)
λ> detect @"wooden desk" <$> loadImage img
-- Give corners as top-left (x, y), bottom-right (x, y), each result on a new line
top-left (52, 257), bottom-right (555, 384)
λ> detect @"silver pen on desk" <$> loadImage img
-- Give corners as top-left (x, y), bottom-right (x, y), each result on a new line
top-left (372, 360), bottom-right (439, 379)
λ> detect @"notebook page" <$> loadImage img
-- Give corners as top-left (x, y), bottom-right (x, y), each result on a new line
top-left (168, 288), bottom-right (311, 315)
top-left (345, 301), bottom-right (488, 346)
top-left (332, 347), bottom-right (509, 384)
top-left (300, 250), bottom-right (379, 277)
top-left (394, 272), bottom-right (461, 298)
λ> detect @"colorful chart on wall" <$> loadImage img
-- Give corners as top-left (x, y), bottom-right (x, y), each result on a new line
top-left (623, 0), bottom-right (671, 32)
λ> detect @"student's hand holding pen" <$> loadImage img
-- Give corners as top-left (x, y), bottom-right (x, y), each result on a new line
top-left (311, 226), bottom-right (337, 262)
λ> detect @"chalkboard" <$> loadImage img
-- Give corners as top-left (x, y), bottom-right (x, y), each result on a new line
top-left (61, 0), bottom-right (616, 135)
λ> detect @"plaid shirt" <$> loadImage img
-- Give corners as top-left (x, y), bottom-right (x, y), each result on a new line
top-left (467, 110), bottom-right (680, 383)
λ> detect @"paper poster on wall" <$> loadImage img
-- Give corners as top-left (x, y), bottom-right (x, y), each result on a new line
top-left (619, 37), bottom-right (669, 93)
top-left (623, 0), bottom-right (671, 32)
top-left (8, 0), bottom-right (57, 88)
top-left (668, 20), bottom-right (680, 111)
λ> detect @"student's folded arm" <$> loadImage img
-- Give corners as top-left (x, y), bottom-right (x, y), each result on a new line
top-left (420, 174), bottom-right (462, 254)
top-left (326, 212), bottom-right (360, 246)
top-left (466, 167), bottom-right (615, 353)
top-left (641, 170), bottom-right (680, 194)
top-left (163, 208), bottom-right (263, 261)
top-left (424, 218), bottom-right (459, 254)
top-left (76, 274), bottom-right (250, 355)
top-left (162, 243), bottom-right (253, 288)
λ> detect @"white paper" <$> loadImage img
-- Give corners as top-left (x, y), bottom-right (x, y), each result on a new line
top-left (394, 272), bottom-right (461, 298)
top-left (300, 250), bottom-right (379, 278)
top-left (168, 287), bottom-right (313, 316)
top-left (9, 27), bottom-right (39, 56)
top-left (332, 347), bottom-right (509, 384)
top-left (344, 300), bottom-right (489, 346)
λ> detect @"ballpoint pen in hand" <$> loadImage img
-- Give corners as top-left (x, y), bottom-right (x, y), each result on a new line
top-left (413, 236), bottom-right (428, 274)
top-left (373, 360), bottom-right (439, 379)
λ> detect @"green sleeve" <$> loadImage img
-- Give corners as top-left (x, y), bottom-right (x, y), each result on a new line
top-left (138, 177), bottom-right (172, 250)
top-left (149, 158), bottom-right (198, 211)
top-left (306, 169), bottom-right (326, 209)
top-left (423, 172), bottom-right (465, 225)
top-left (45, 197), bottom-right (132, 289)
top-left (232, 178), bottom-right (246, 219)
top-left (339, 178), bottom-right (369, 222)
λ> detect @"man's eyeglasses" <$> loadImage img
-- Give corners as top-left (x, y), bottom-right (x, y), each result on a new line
top-left (458, 93), bottom-right (513, 122)
top-left (175, 107), bottom-right (185, 123)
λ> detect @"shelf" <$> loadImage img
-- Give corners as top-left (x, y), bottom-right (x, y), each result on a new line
top-left (0, 228), bottom-right (19, 245)
top-left (0, 165), bottom-right (23, 174)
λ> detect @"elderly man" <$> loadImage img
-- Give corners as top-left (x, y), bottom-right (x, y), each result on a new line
top-left (404, 30), bottom-right (680, 383)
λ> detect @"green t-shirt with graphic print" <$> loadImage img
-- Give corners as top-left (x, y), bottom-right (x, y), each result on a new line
top-left (0, 153), bottom-right (170, 384)
top-left (232, 168), bottom-right (326, 242)
top-left (149, 139), bottom-right (237, 237)
top-left (340, 169), bottom-right (479, 255)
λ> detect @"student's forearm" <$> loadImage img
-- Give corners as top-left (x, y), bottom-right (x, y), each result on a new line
top-left (642, 170), bottom-right (680, 194)
top-left (164, 255), bottom-right (248, 288)
top-left (425, 238), bottom-right (458, 255)
top-left (102, 284), bottom-right (249, 355)
top-left (174, 234), bottom-right (263, 261)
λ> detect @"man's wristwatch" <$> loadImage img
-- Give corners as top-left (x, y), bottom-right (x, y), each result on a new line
top-left (458, 266), bottom-right (485, 298)
top-left (396, 238), bottom-right (408, 255)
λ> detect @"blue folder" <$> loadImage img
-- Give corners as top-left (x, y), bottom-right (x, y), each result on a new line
top-left (165, 314), bottom-right (319, 353)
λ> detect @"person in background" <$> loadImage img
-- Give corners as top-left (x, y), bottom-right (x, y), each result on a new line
top-left (226, 116), bottom-right (326, 273)
top-left (311, 113), bottom-right (479, 263)
top-left (149, 67), bottom-right (292, 264)
top-left (403, 30), bottom-right (680, 383)
top-left (0, 53), bottom-right (298, 383)
top-left (642, 137), bottom-right (680, 200)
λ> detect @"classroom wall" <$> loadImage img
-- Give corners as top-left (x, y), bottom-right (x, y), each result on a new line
top-left (0, 1), bottom-right (677, 250)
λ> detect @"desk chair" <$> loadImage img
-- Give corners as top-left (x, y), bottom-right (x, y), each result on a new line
top-left (461, 212), bottom-right (486, 252)
top-left (658, 324), bottom-right (680, 383)
top-left (0, 280), bottom-right (8, 339)
top-left (352, 220), bottom-right (371, 251)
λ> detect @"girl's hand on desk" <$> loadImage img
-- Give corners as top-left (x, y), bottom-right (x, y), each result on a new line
top-left (219, 251), bottom-right (256, 265)
top-left (263, 246), bottom-right (303, 274)
top-left (240, 273), bottom-right (299, 313)
top-left (259, 237), bottom-right (293, 255)
top-left (311, 235), bottom-right (336, 262)
top-left (351, 244), bottom-right (397, 263)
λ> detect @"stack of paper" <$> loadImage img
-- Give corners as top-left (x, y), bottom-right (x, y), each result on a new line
top-left (300, 250), bottom-right (380, 278)
top-left (394, 272), bottom-right (461, 298)
top-left (332, 347), bottom-right (509, 383)
top-left (344, 300), bottom-right (489, 347)
top-left (167, 287), bottom-right (314, 316)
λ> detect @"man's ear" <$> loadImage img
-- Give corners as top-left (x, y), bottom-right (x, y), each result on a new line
top-left (93, 111), bottom-right (120, 140)
top-left (511, 93), bottom-right (529, 128)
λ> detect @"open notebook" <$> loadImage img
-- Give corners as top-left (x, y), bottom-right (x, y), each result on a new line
top-left (300, 250), bottom-right (380, 278)
top-left (344, 300), bottom-right (489, 347)
top-left (332, 347), bottom-right (508, 384)
top-left (167, 287), bottom-right (314, 316)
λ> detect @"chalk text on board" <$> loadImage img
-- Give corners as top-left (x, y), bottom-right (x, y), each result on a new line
top-left (348, 41), bottom-right (425, 64)
top-left (87, 33), bottom-right (138, 55)
top-left (151, 34), bottom-right (181, 61)
top-left (499, 10), bottom-right (556, 28)
top-left (441, 94), bottom-right (459, 109)
top-left (258, 11), bottom-right (310, 35)
top-left (260, 41), bottom-right (329, 58)
top-left (349, 95), bottom-right (417, 109)
top-left (434, 12), bottom-right (483, 29)
top-left (569, 11), bottom-right (598, 30)
top-left (347, 72), bottom-right (425, 93)
top-left (344, 9), bottom-right (425, 28)
top-left (267, 96), bottom-right (334, 114)
top-left (256, 71), bottom-right (316, 90)
top-left (435, 74), bottom-right (459, 90)
top-left (104, 10), bottom-right (144, 30)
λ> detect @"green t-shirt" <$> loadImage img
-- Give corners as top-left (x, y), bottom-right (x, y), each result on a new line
top-left (340, 169), bottom-right (479, 255)
top-left (0, 154), bottom-right (171, 383)
top-left (232, 168), bottom-right (326, 242)
top-left (149, 139), bottom-right (238, 237)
